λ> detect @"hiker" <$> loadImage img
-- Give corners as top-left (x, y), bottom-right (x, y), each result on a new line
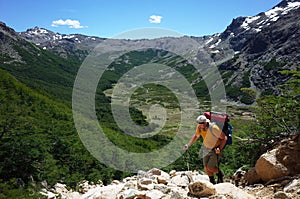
top-left (183, 115), bottom-right (227, 184)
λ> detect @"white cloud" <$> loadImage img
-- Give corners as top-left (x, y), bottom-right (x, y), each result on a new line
top-left (149, 15), bottom-right (163, 24)
top-left (51, 19), bottom-right (87, 29)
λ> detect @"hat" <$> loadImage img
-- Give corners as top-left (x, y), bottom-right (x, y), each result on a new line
top-left (196, 115), bottom-right (210, 123)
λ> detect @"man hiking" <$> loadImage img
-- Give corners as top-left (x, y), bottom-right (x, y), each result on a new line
top-left (183, 115), bottom-right (227, 184)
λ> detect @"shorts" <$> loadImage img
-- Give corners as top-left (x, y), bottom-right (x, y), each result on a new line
top-left (202, 148), bottom-right (222, 169)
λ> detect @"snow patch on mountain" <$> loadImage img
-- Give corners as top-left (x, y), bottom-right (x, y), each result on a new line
top-left (209, 39), bottom-right (221, 49)
top-left (241, 16), bottom-right (261, 30)
top-left (239, 1), bottom-right (300, 33)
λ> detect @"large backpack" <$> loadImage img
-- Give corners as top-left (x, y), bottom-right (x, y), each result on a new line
top-left (204, 112), bottom-right (233, 147)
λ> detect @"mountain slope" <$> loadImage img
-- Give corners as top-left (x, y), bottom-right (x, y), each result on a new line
top-left (16, 0), bottom-right (300, 104)
top-left (0, 68), bottom-right (110, 188)
top-left (0, 22), bottom-right (81, 102)
top-left (19, 26), bottom-right (105, 60)
top-left (214, 0), bottom-right (300, 101)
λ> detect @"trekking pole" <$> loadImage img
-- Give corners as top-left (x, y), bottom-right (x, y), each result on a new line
top-left (217, 154), bottom-right (220, 172)
top-left (185, 150), bottom-right (190, 171)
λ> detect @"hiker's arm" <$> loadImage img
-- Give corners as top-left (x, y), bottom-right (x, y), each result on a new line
top-left (219, 132), bottom-right (227, 151)
top-left (183, 134), bottom-right (200, 151)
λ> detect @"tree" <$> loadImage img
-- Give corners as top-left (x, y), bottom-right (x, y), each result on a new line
top-left (245, 67), bottom-right (300, 151)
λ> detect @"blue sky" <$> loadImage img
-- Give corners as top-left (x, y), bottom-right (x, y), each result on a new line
top-left (0, 0), bottom-right (282, 38)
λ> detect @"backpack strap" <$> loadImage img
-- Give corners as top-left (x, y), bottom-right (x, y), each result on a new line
top-left (209, 122), bottom-right (219, 139)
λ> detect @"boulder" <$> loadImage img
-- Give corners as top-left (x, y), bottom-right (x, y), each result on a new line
top-left (188, 180), bottom-right (216, 197)
top-left (276, 134), bottom-right (300, 175)
top-left (243, 167), bottom-right (262, 185)
top-left (255, 149), bottom-right (289, 182)
top-left (214, 182), bottom-right (255, 199)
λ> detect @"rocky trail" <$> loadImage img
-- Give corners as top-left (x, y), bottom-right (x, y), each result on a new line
top-left (40, 134), bottom-right (300, 199)
top-left (40, 168), bottom-right (300, 199)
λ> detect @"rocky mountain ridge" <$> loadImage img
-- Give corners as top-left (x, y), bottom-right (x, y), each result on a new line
top-left (18, 0), bottom-right (300, 58)
top-left (17, 0), bottom-right (300, 62)
top-left (217, 0), bottom-right (300, 97)
top-left (18, 26), bottom-right (105, 60)
top-left (12, 0), bottom-right (300, 103)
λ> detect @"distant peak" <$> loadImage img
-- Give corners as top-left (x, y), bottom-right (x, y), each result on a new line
top-left (273, 0), bottom-right (300, 9)
top-left (25, 27), bottom-right (50, 35)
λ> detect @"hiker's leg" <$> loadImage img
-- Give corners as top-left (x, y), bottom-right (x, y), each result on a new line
top-left (215, 152), bottom-right (224, 183)
top-left (203, 150), bottom-right (218, 184)
top-left (209, 176), bottom-right (216, 184)
top-left (217, 170), bottom-right (224, 183)
top-left (205, 166), bottom-right (218, 174)
top-left (206, 151), bottom-right (219, 174)
top-left (203, 166), bottom-right (217, 184)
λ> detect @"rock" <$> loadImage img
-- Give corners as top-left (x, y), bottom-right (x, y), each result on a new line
top-left (121, 188), bottom-right (137, 199)
top-left (243, 167), bottom-right (262, 185)
top-left (138, 170), bottom-right (148, 178)
top-left (134, 190), bottom-right (147, 199)
top-left (137, 177), bottom-right (154, 190)
top-left (182, 170), bottom-right (209, 183)
top-left (145, 189), bottom-right (165, 199)
top-left (169, 170), bottom-right (176, 177)
top-left (210, 196), bottom-right (228, 199)
top-left (284, 179), bottom-right (300, 193)
top-left (84, 184), bottom-right (124, 199)
top-left (54, 182), bottom-right (68, 194)
top-left (123, 180), bottom-right (137, 189)
top-left (231, 168), bottom-right (246, 186)
top-left (276, 134), bottom-right (300, 175)
top-left (168, 187), bottom-right (188, 199)
top-left (274, 191), bottom-right (292, 199)
top-left (153, 184), bottom-right (168, 194)
top-left (112, 180), bottom-right (120, 185)
top-left (170, 174), bottom-right (189, 187)
top-left (37, 168), bottom-right (258, 199)
top-left (39, 188), bottom-right (58, 199)
top-left (188, 180), bottom-right (216, 197)
top-left (157, 175), bottom-right (168, 185)
top-left (68, 192), bottom-right (81, 199)
top-left (147, 168), bottom-right (162, 176)
top-left (255, 149), bottom-right (290, 182)
top-left (214, 182), bottom-right (255, 199)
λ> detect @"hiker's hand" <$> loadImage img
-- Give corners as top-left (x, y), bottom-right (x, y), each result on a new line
top-left (215, 147), bottom-right (220, 154)
top-left (183, 144), bottom-right (189, 151)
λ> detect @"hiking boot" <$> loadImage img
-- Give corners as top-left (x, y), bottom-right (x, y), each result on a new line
top-left (209, 176), bottom-right (216, 184)
top-left (217, 170), bottom-right (224, 183)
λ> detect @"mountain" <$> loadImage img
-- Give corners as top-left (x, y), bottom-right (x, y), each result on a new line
top-left (0, 21), bottom-right (83, 102)
top-left (204, 0), bottom-right (300, 100)
top-left (15, 0), bottom-right (300, 104)
top-left (18, 26), bottom-right (105, 60)
top-left (220, 0), bottom-right (300, 54)
top-left (216, 0), bottom-right (300, 99)
top-left (18, 0), bottom-right (300, 63)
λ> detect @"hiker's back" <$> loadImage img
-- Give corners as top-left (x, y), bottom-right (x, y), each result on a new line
top-left (204, 111), bottom-right (233, 147)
